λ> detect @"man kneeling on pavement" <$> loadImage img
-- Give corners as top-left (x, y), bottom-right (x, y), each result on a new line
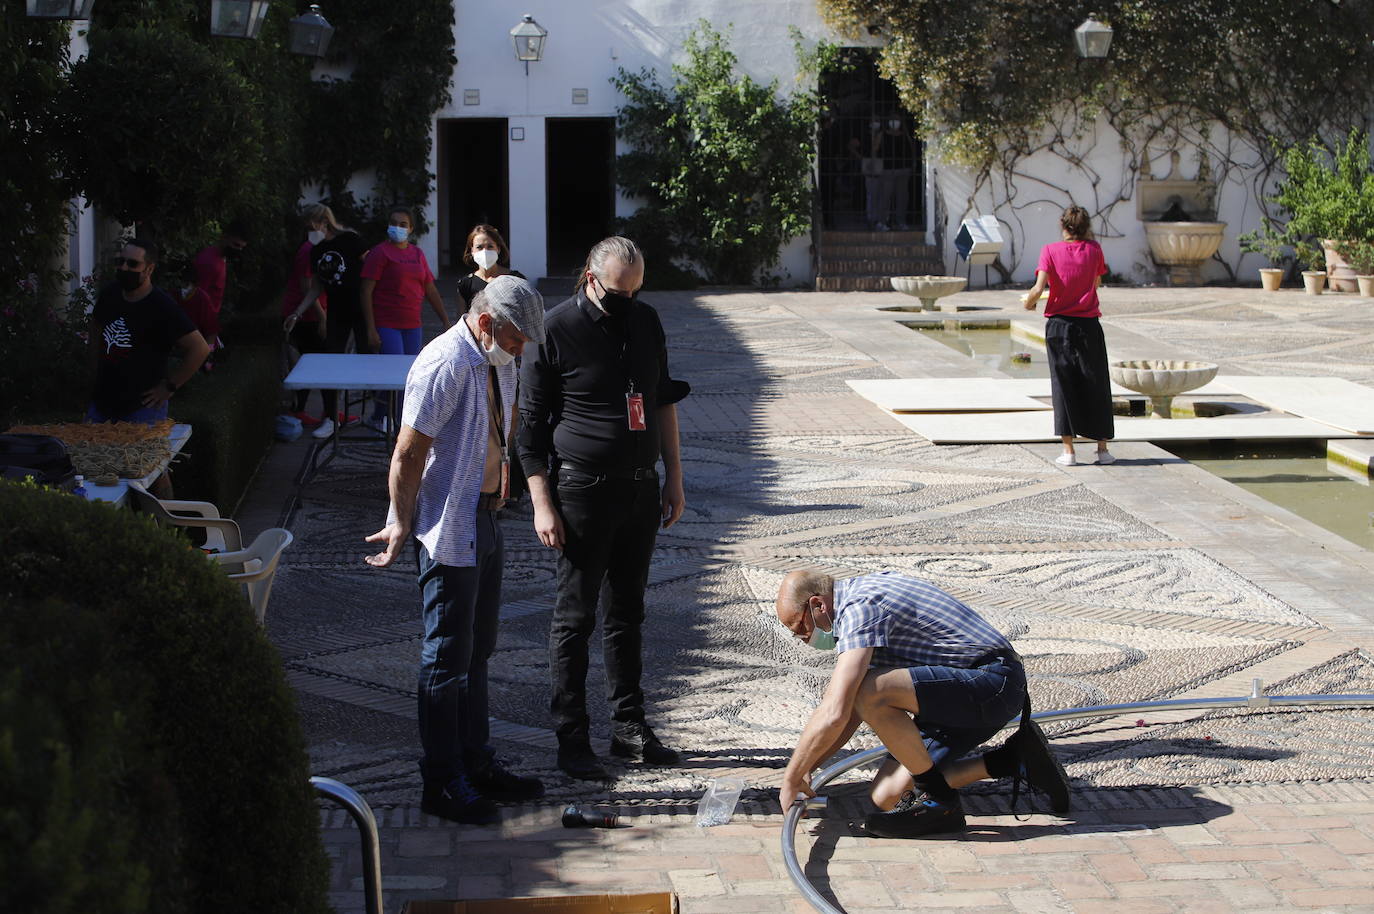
top-left (776, 569), bottom-right (1070, 838)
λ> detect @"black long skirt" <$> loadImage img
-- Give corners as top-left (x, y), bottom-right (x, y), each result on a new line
top-left (1045, 315), bottom-right (1114, 441)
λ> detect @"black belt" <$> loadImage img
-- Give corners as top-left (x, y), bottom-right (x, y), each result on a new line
top-left (558, 461), bottom-right (658, 481)
top-left (477, 493), bottom-right (505, 511)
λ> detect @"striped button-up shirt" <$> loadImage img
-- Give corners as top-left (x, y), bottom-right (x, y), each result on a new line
top-left (832, 572), bottom-right (1012, 669)
top-left (401, 319), bottom-right (517, 566)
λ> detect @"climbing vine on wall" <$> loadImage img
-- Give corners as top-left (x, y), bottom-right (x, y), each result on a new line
top-left (818, 0), bottom-right (1374, 279)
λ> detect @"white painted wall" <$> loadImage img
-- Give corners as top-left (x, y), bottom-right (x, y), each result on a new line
top-left (431, 0), bottom-right (848, 283)
top-left (932, 112), bottom-right (1276, 288)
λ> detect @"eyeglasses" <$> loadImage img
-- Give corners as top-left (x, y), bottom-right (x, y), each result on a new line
top-left (114, 258), bottom-right (145, 269)
top-left (790, 602), bottom-right (815, 643)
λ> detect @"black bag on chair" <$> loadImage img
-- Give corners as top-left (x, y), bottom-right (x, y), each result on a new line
top-left (0, 434), bottom-right (76, 488)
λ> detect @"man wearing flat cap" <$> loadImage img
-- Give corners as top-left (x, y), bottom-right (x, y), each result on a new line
top-left (367, 274), bottom-right (547, 824)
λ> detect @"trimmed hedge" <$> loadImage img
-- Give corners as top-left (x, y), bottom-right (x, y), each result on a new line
top-left (0, 482), bottom-right (330, 914)
top-left (171, 336), bottom-right (281, 512)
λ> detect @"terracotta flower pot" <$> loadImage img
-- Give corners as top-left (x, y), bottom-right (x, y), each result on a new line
top-left (1358, 275), bottom-right (1374, 298)
top-left (1302, 270), bottom-right (1327, 295)
top-left (1321, 240), bottom-right (1359, 293)
top-left (1258, 268), bottom-right (1282, 292)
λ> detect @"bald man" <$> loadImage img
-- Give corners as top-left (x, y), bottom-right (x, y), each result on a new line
top-left (775, 569), bottom-right (1070, 838)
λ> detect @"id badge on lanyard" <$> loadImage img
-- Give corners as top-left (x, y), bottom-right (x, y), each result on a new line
top-left (626, 380), bottom-right (647, 431)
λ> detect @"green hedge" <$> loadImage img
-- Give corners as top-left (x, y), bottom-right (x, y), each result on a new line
top-left (171, 333), bottom-right (281, 512)
top-left (0, 482), bottom-right (330, 914)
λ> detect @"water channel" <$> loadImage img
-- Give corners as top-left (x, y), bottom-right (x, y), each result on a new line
top-left (910, 323), bottom-right (1374, 550)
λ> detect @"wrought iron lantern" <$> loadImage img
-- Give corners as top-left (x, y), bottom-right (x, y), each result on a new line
top-left (1074, 15), bottom-right (1113, 59)
top-left (510, 14), bottom-right (547, 71)
top-left (25, 0), bottom-right (96, 18)
top-left (210, 0), bottom-right (270, 40)
top-left (288, 3), bottom-right (334, 57)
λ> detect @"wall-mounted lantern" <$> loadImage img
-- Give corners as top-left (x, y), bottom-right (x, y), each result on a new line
top-left (25, 0), bottom-right (96, 18)
top-left (1074, 15), bottom-right (1113, 59)
top-left (510, 14), bottom-right (547, 74)
top-left (288, 4), bottom-right (334, 57)
top-left (210, 0), bottom-right (270, 40)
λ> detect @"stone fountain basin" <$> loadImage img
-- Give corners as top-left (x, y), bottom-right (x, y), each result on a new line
top-left (891, 275), bottom-right (967, 299)
top-left (1109, 359), bottom-right (1219, 397)
top-left (1143, 222), bottom-right (1226, 266)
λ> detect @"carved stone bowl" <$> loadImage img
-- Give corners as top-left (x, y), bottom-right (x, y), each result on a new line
top-left (890, 275), bottom-right (968, 311)
top-left (1109, 359), bottom-right (1219, 418)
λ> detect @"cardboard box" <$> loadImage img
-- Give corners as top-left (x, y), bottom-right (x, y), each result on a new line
top-left (402, 893), bottom-right (678, 914)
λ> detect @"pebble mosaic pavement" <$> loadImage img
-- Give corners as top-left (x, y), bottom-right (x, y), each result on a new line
top-left (245, 285), bottom-right (1374, 912)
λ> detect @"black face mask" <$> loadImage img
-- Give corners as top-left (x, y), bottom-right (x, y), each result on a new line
top-left (116, 268), bottom-right (144, 292)
top-left (594, 277), bottom-right (637, 317)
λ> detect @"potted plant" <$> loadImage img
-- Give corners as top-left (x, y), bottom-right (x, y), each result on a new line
top-left (1337, 239), bottom-right (1374, 296)
top-left (1267, 128), bottom-right (1374, 293)
top-left (1238, 227), bottom-right (1290, 291)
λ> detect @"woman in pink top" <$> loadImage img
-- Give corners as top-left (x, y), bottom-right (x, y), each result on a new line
top-left (1023, 205), bottom-right (1115, 466)
top-left (360, 205), bottom-right (451, 355)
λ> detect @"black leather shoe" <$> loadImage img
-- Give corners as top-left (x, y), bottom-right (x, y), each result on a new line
top-left (610, 722), bottom-right (681, 766)
top-left (557, 742), bottom-right (610, 781)
top-left (864, 789), bottom-right (966, 839)
top-left (421, 774), bottom-right (500, 825)
top-left (471, 760), bottom-right (545, 801)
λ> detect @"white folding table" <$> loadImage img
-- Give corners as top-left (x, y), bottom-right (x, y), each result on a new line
top-left (282, 353), bottom-right (416, 479)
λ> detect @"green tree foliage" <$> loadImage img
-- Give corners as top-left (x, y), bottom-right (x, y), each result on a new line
top-left (302, 0), bottom-right (457, 239)
top-left (0, 482), bottom-right (331, 914)
top-left (818, 0), bottom-right (1374, 172)
top-left (613, 22), bottom-right (825, 286)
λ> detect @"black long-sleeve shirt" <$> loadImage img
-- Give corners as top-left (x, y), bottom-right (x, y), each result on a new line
top-left (517, 291), bottom-right (688, 477)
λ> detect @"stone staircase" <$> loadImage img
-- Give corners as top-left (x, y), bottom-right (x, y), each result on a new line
top-left (815, 230), bottom-right (945, 292)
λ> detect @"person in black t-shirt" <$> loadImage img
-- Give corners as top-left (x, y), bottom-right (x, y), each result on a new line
top-left (455, 224), bottom-right (524, 314)
top-left (517, 236), bottom-right (690, 781)
top-left (89, 237), bottom-right (210, 425)
top-left (287, 203), bottom-right (373, 438)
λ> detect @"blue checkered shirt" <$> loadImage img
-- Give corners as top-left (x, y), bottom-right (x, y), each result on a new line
top-left (832, 573), bottom-right (1012, 669)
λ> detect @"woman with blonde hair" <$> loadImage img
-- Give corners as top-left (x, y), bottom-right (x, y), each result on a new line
top-left (1022, 205), bottom-right (1114, 466)
top-left (284, 203), bottom-right (371, 438)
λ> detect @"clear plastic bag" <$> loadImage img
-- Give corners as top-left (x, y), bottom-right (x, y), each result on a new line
top-left (694, 776), bottom-right (746, 827)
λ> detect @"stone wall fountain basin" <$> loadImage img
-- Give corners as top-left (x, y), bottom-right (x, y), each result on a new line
top-left (1109, 359), bottom-right (1219, 418)
top-left (891, 275), bottom-right (968, 311)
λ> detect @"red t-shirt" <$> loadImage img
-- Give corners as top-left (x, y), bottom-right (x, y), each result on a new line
top-left (1037, 240), bottom-right (1107, 318)
top-left (175, 286), bottom-right (219, 342)
top-left (361, 242), bottom-right (434, 329)
top-left (282, 241), bottom-right (326, 320)
top-left (193, 245), bottom-right (227, 315)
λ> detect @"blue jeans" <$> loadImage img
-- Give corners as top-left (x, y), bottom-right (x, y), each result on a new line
top-left (907, 654), bottom-right (1026, 766)
top-left (415, 511), bottom-right (503, 788)
top-left (374, 326), bottom-right (423, 422)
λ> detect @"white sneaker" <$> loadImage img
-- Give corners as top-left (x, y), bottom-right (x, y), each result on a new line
top-left (311, 417), bottom-right (335, 439)
top-left (1055, 453), bottom-right (1077, 466)
top-left (1095, 451), bottom-right (1116, 465)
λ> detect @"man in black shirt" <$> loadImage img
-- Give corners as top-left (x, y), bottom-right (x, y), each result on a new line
top-left (89, 237), bottom-right (210, 425)
top-left (517, 236), bottom-right (689, 780)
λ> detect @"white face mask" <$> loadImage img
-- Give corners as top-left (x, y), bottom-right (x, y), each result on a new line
top-left (482, 330), bottom-right (515, 367)
top-left (307, 229), bottom-right (325, 245)
top-left (473, 248), bottom-right (498, 271)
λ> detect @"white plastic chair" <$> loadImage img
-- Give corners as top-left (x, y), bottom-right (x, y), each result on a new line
top-left (209, 528), bottom-right (294, 625)
top-left (126, 481), bottom-right (243, 553)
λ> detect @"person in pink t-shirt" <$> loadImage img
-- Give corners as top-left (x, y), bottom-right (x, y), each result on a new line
top-left (360, 205), bottom-right (452, 430)
top-left (1022, 205), bottom-right (1115, 467)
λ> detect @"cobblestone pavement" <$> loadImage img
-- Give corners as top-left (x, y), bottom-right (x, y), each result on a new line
top-left (243, 284), bottom-right (1374, 913)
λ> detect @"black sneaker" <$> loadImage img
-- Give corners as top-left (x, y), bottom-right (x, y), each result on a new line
top-left (557, 741), bottom-right (611, 781)
top-left (610, 722), bottom-right (681, 766)
top-left (471, 760), bottom-right (545, 801)
top-left (421, 774), bottom-right (500, 825)
top-left (1005, 720), bottom-right (1071, 815)
top-left (864, 789), bottom-right (966, 839)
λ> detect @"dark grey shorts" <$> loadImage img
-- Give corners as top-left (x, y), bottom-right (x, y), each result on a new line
top-left (907, 655), bottom-right (1026, 765)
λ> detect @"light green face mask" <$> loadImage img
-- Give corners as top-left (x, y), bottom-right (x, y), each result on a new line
top-left (807, 625), bottom-right (837, 651)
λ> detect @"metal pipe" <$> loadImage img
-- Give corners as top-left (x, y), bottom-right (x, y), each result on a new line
top-left (312, 776), bottom-right (384, 914)
top-left (782, 690), bottom-right (1374, 914)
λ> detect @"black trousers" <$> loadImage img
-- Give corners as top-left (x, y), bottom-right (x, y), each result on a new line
top-left (1046, 315), bottom-right (1115, 441)
top-left (549, 466), bottom-right (661, 741)
top-left (321, 307), bottom-right (375, 418)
